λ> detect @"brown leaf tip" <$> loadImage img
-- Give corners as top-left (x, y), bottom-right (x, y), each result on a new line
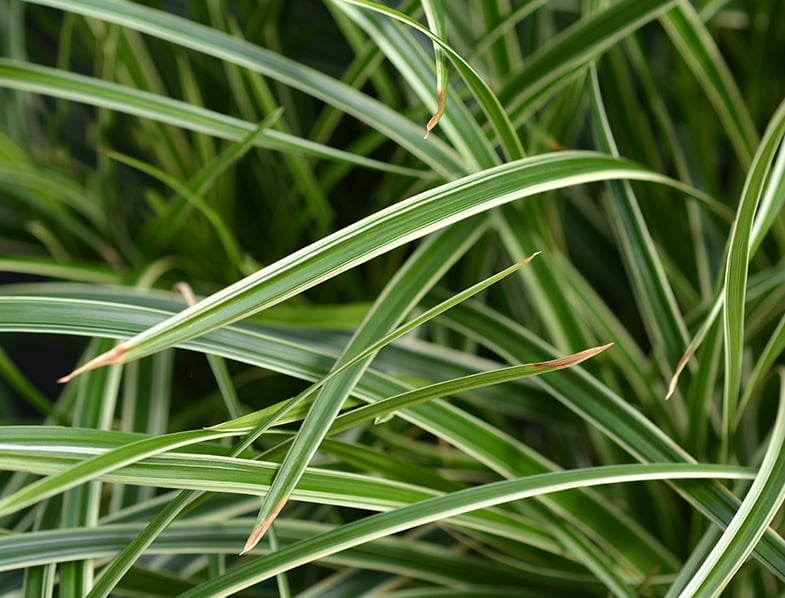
top-left (665, 344), bottom-right (698, 400)
top-left (57, 344), bottom-right (129, 383)
top-left (519, 251), bottom-right (541, 266)
top-left (424, 89), bottom-right (445, 139)
top-left (240, 497), bottom-right (288, 555)
top-left (531, 342), bottom-right (613, 370)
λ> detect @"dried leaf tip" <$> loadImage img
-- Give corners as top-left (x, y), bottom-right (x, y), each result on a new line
top-left (519, 251), bottom-right (542, 265)
top-left (665, 378), bottom-right (678, 401)
top-left (57, 345), bottom-right (128, 383)
top-left (174, 281), bottom-right (197, 306)
top-left (240, 497), bottom-right (287, 555)
top-left (665, 346), bottom-right (696, 400)
top-left (240, 525), bottom-right (266, 556)
top-left (424, 89), bottom-right (445, 139)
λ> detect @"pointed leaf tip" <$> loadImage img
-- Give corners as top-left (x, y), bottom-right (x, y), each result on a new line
top-left (57, 345), bottom-right (128, 383)
top-left (240, 497), bottom-right (288, 555)
top-left (424, 89), bottom-right (445, 139)
top-left (531, 342), bottom-right (613, 370)
top-left (665, 345), bottom-right (698, 400)
top-left (519, 251), bottom-right (541, 265)
top-left (240, 526), bottom-right (266, 556)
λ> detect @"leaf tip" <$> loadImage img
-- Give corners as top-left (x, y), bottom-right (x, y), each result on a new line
top-left (57, 344), bottom-right (128, 383)
top-left (240, 526), bottom-right (265, 556)
top-left (174, 281), bottom-right (197, 306)
top-left (424, 89), bottom-right (445, 139)
top-left (519, 251), bottom-right (542, 266)
top-left (531, 342), bottom-right (613, 371)
top-left (664, 381), bottom-right (677, 401)
top-left (665, 345), bottom-right (697, 400)
top-left (240, 497), bottom-right (288, 555)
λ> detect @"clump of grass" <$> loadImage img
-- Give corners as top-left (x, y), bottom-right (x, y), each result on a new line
top-left (1, 1), bottom-right (785, 596)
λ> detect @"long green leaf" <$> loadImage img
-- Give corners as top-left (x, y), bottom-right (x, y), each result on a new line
top-left (589, 68), bottom-right (689, 396)
top-left (660, 2), bottom-right (758, 168)
top-left (22, 0), bottom-right (466, 177)
top-left (1, 520), bottom-right (538, 588)
top-left (0, 426), bottom-right (564, 550)
top-left (0, 429), bottom-right (238, 518)
top-left (212, 255), bottom-right (536, 433)
top-left (501, 0), bottom-right (678, 123)
top-left (0, 59), bottom-right (427, 179)
top-left (214, 344), bottom-right (610, 435)
top-left (180, 463), bottom-right (751, 597)
top-left (56, 152), bottom-right (705, 381)
top-left (721, 95), bottom-right (785, 454)
top-left (667, 96), bottom-right (785, 401)
top-left (434, 298), bottom-right (785, 579)
top-left (672, 371), bottom-right (785, 596)
top-left (332, 0), bottom-right (498, 171)
top-left (0, 295), bottom-right (684, 574)
top-left (335, 0), bottom-right (524, 160)
top-left (239, 218), bottom-right (487, 552)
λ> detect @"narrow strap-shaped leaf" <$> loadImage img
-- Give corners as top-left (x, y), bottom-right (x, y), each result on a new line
top-left (240, 219), bottom-right (487, 552)
top-left (0, 426), bottom-right (564, 551)
top-left (589, 68), bottom-right (689, 397)
top-left (721, 96), bottom-right (785, 455)
top-left (59, 339), bottom-right (121, 598)
top-left (332, 0), bottom-right (498, 171)
top-left (211, 256), bottom-right (537, 433)
top-left (501, 0), bottom-right (678, 123)
top-left (737, 312), bottom-right (785, 426)
top-left (180, 464), bottom-right (752, 597)
top-left (421, 0), bottom-right (447, 138)
top-left (57, 152), bottom-right (706, 381)
top-left (22, 0), bottom-right (465, 176)
top-left (0, 257), bottom-right (117, 284)
top-left (0, 429), bottom-right (238, 518)
top-left (336, 0), bottom-right (524, 160)
top-left (667, 96), bottom-right (785, 400)
top-left (0, 59), bottom-right (430, 179)
top-left (672, 370), bottom-right (785, 596)
top-left (0, 518), bottom-right (606, 587)
top-left (435, 298), bottom-right (785, 578)
top-left (660, 2), bottom-right (758, 168)
top-left (260, 345), bottom-right (614, 456)
top-left (494, 203), bottom-right (595, 352)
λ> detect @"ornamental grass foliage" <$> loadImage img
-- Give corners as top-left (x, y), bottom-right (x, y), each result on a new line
top-left (1, 1), bottom-right (785, 596)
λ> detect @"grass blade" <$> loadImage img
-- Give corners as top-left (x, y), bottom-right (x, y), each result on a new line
top-left (672, 370), bottom-right (785, 596)
top-left (56, 152), bottom-right (701, 380)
